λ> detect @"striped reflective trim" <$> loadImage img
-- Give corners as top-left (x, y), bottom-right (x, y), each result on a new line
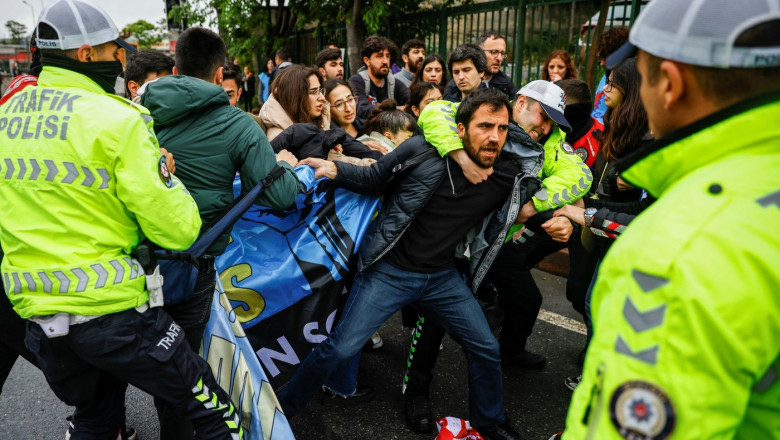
top-left (10, 273), bottom-right (21, 294)
top-left (1, 158), bottom-right (110, 189)
top-left (23, 272), bottom-right (37, 291)
top-left (561, 188), bottom-right (572, 202)
top-left (623, 297), bottom-right (666, 332)
top-left (140, 114), bottom-right (153, 124)
top-left (758, 189), bottom-right (780, 208)
top-left (91, 263), bottom-right (108, 288)
top-left (5, 259), bottom-right (142, 295)
top-left (53, 270), bottom-right (70, 293)
top-left (632, 269), bottom-right (669, 293)
top-left (38, 272), bottom-right (52, 293)
top-left (29, 159), bottom-right (40, 180)
top-left (552, 193), bottom-right (561, 205)
top-left (615, 335), bottom-right (658, 365)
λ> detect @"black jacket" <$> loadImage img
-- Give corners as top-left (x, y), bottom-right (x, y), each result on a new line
top-left (333, 134), bottom-right (543, 290)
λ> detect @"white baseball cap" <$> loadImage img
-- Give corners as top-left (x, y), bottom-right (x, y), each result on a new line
top-left (517, 80), bottom-right (571, 132)
top-left (608, 0), bottom-right (780, 69)
top-left (36, 0), bottom-right (137, 54)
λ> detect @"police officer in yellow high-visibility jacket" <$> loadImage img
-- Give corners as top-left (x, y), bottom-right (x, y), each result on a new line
top-left (0, 1), bottom-right (243, 438)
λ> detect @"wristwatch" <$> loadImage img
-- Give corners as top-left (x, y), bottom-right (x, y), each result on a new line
top-left (584, 207), bottom-right (598, 228)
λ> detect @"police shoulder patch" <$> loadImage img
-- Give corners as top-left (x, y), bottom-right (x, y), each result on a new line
top-left (159, 155), bottom-right (172, 188)
top-left (574, 147), bottom-right (588, 163)
top-left (610, 380), bottom-right (675, 440)
top-left (561, 141), bottom-right (574, 154)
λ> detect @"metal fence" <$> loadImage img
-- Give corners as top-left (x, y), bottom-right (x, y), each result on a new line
top-left (281, 0), bottom-right (644, 94)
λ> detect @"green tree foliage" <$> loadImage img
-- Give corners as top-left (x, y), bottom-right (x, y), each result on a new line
top-left (5, 20), bottom-right (28, 44)
top-left (167, 0), bottom-right (463, 72)
top-left (121, 19), bottom-right (165, 48)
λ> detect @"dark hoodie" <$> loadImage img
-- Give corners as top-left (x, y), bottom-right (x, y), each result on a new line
top-left (141, 75), bottom-right (299, 254)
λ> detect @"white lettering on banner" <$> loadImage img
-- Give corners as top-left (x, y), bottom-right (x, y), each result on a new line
top-left (256, 337), bottom-right (300, 377)
top-left (303, 309), bottom-right (338, 344)
top-left (207, 335), bottom-right (255, 432)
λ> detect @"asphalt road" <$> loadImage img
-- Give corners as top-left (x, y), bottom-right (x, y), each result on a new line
top-left (0, 269), bottom-right (586, 440)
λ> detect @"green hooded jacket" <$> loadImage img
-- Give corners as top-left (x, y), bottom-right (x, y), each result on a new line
top-left (141, 75), bottom-right (299, 254)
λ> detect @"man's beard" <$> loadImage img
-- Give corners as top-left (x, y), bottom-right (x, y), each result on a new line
top-left (410, 58), bottom-right (423, 73)
top-left (370, 64), bottom-right (388, 79)
top-left (463, 135), bottom-right (500, 169)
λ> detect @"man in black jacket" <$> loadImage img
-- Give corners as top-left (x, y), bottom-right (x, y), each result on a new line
top-left (277, 88), bottom-right (535, 440)
top-left (479, 32), bottom-right (517, 97)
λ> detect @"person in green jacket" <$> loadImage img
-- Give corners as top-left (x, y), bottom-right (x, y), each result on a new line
top-left (140, 27), bottom-right (300, 439)
top-left (561, 0), bottom-right (780, 438)
top-left (0, 1), bottom-right (242, 438)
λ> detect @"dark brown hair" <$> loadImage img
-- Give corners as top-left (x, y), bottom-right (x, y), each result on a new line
top-left (597, 27), bottom-right (630, 61)
top-left (600, 58), bottom-right (649, 161)
top-left (405, 81), bottom-right (442, 118)
top-left (542, 49), bottom-right (577, 81)
top-left (413, 53), bottom-right (448, 89)
top-left (273, 65), bottom-right (325, 126)
top-left (365, 99), bottom-right (417, 135)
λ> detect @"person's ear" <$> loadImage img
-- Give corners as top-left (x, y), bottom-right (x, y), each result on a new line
top-left (515, 95), bottom-right (526, 111)
top-left (76, 44), bottom-right (95, 62)
top-left (412, 105), bottom-right (421, 117)
top-left (127, 80), bottom-right (140, 99)
top-left (660, 60), bottom-right (684, 111)
top-left (172, 66), bottom-right (179, 75)
top-left (214, 66), bottom-right (224, 85)
top-left (457, 122), bottom-right (466, 140)
top-left (402, 54), bottom-right (409, 65)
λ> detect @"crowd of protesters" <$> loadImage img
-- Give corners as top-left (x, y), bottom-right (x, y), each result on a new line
top-left (1, 0), bottom-right (779, 439)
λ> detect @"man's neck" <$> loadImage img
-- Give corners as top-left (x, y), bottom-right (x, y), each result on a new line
top-left (483, 72), bottom-right (494, 81)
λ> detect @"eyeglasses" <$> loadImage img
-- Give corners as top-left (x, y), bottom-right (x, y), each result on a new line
top-left (485, 49), bottom-right (507, 58)
top-left (308, 87), bottom-right (326, 97)
top-left (332, 96), bottom-right (356, 111)
top-left (604, 81), bottom-right (615, 92)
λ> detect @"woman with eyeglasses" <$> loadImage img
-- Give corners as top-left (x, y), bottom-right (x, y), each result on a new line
top-left (325, 78), bottom-right (363, 138)
top-left (412, 53), bottom-right (448, 90)
top-left (542, 49), bottom-right (577, 82)
top-left (259, 65), bottom-right (329, 141)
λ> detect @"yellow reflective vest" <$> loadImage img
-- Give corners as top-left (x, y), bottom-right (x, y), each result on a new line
top-left (563, 95), bottom-right (780, 439)
top-left (0, 66), bottom-right (201, 318)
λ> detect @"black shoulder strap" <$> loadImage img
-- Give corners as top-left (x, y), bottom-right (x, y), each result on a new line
top-left (137, 165), bottom-right (287, 269)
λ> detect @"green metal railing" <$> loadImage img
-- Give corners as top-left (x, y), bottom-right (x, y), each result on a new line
top-left (280, 0), bottom-right (644, 95)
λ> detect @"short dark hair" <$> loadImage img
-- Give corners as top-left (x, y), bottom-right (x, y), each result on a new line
top-left (315, 48), bottom-right (342, 68)
top-left (448, 44), bottom-right (488, 75)
top-left (125, 50), bottom-right (174, 94)
top-left (456, 87), bottom-right (511, 126)
top-left (275, 49), bottom-right (289, 61)
top-left (361, 36), bottom-right (394, 61)
top-left (222, 65), bottom-right (243, 88)
top-left (477, 31), bottom-right (505, 47)
top-left (175, 27), bottom-right (227, 80)
top-left (555, 79), bottom-right (592, 106)
top-left (597, 26), bottom-right (630, 61)
top-left (401, 39), bottom-right (425, 56)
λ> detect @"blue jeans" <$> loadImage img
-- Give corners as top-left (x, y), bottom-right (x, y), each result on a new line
top-left (278, 260), bottom-right (506, 427)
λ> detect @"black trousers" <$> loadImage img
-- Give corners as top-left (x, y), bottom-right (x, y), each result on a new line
top-left (402, 226), bottom-right (598, 397)
top-left (26, 305), bottom-right (241, 440)
top-left (155, 257), bottom-right (218, 440)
